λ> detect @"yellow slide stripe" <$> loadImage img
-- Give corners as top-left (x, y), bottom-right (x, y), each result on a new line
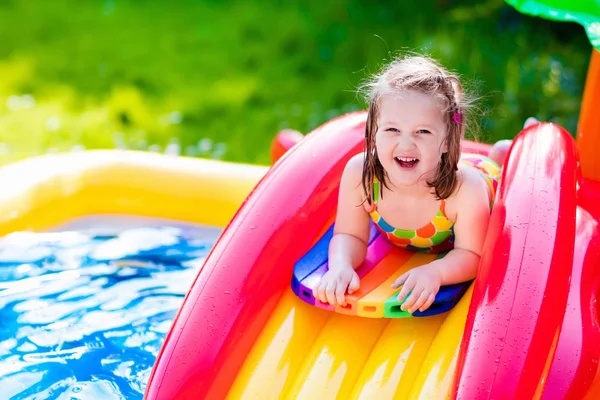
top-left (408, 285), bottom-right (474, 399)
top-left (349, 313), bottom-right (447, 399)
top-left (226, 290), bottom-right (330, 400)
top-left (283, 313), bottom-right (389, 399)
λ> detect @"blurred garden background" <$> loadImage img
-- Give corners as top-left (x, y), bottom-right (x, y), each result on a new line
top-left (0, 0), bottom-right (592, 165)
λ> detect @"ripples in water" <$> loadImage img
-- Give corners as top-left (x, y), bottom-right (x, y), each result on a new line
top-left (0, 218), bottom-right (220, 399)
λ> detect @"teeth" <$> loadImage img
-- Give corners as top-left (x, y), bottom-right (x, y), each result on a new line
top-left (396, 157), bottom-right (418, 162)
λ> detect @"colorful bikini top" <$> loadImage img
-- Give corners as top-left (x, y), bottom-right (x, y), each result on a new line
top-left (368, 179), bottom-right (455, 254)
top-left (368, 154), bottom-right (500, 253)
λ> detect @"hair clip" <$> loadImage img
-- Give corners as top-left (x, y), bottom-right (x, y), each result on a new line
top-left (452, 112), bottom-right (462, 125)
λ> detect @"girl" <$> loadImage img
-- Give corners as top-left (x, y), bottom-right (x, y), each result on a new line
top-left (313, 55), bottom-right (501, 314)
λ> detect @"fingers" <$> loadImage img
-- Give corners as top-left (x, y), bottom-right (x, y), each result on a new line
top-left (313, 277), bottom-right (332, 304)
top-left (313, 280), bottom-right (325, 303)
top-left (400, 284), bottom-right (421, 311)
top-left (325, 280), bottom-right (338, 306)
top-left (335, 279), bottom-right (347, 306)
top-left (407, 289), bottom-right (431, 314)
top-left (419, 293), bottom-right (436, 313)
top-left (312, 270), bottom-right (359, 307)
top-left (348, 272), bottom-right (360, 294)
top-left (391, 271), bottom-right (409, 289)
top-left (395, 273), bottom-right (415, 303)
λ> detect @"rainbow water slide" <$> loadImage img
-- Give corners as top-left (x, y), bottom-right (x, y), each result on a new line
top-left (144, 4), bottom-right (600, 393)
top-left (141, 102), bottom-right (600, 398)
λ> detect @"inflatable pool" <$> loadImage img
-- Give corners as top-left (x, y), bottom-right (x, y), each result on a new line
top-left (2, 110), bottom-right (600, 399)
top-left (3, 5), bottom-right (600, 395)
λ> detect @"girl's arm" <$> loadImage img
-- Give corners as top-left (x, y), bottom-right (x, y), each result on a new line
top-left (329, 153), bottom-right (369, 268)
top-left (394, 168), bottom-right (492, 312)
top-left (329, 153), bottom-right (372, 271)
top-left (313, 153), bottom-right (371, 307)
top-left (438, 168), bottom-right (492, 283)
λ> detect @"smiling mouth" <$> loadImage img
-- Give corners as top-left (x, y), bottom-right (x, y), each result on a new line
top-left (395, 156), bottom-right (420, 169)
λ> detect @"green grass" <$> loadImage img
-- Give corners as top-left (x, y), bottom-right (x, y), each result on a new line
top-left (0, 0), bottom-right (592, 165)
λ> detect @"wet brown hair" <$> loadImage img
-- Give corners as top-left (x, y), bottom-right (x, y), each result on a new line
top-left (359, 55), bottom-right (474, 203)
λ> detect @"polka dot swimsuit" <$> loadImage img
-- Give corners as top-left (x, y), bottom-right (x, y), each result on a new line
top-left (369, 153), bottom-right (500, 253)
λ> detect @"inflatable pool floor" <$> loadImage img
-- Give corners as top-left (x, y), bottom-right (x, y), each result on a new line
top-left (4, 109), bottom-right (600, 399)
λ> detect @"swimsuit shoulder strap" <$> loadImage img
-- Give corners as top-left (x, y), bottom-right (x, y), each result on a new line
top-left (439, 198), bottom-right (447, 217)
top-left (372, 178), bottom-right (380, 206)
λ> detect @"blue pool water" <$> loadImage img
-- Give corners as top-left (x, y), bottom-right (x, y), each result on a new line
top-left (0, 216), bottom-right (221, 399)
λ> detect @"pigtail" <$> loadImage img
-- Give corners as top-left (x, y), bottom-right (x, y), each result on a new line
top-left (426, 74), bottom-right (464, 200)
top-left (428, 122), bottom-right (461, 200)
top-left (362, 99), bottom-right (387, 205)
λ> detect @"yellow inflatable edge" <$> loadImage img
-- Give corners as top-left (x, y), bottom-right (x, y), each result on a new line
top-left (0, 150), bottom-right (268, 234)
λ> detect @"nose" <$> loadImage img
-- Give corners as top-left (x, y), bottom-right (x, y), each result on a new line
top-left (397, 132), bottom-right (416, 151)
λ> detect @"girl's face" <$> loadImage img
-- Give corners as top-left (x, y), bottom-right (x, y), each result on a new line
top-left (375, 90), bottom-right (448, 190)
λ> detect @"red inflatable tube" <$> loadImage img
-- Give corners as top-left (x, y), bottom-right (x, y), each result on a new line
top-left (144, 112), bottom-right (367, 399)
top-left (581, 178), bottom-right (600, 220)
top-left (541, 206), bottom-right (600, 399)
top-left (270, 128), bottom-right (492, 165)
top-left (451, 123), bottom-right (579, 398)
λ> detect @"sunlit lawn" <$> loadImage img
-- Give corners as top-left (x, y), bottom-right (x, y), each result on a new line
top-left (0, 0), bottom-right (591, 165)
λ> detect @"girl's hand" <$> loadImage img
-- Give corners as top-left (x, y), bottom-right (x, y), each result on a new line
top-left (391, 264), bottom-right (441, 313)
top-left (313, 266), bottom-right (360, 307)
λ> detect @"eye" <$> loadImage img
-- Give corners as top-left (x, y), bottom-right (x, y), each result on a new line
top-left (385, 127), bottom-right (399, 132)
top-left (417, 129), bottom-right (431, 134)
